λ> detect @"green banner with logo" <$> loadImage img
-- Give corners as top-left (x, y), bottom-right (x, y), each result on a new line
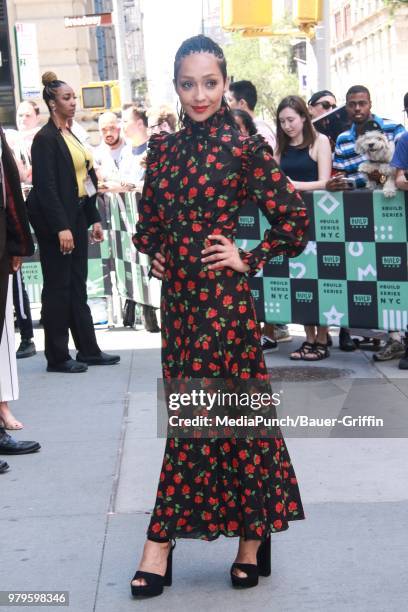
top-left (107, 192), bottom-right (160, 307)
top-left (22, 193), bottom-right (159, 308)
top-left (236, 190), bottom-right (408, 331)
top-left (22, 190), bottom-right (407, 331)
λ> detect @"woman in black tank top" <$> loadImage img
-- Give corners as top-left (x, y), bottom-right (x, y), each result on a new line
top-left (275, 96), bottom-right (332, 361)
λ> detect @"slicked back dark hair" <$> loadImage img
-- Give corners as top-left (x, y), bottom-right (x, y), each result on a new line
top-left (229, 80), bottom-right (258, 111)
top-left (174, 34), bottom-right (227, 82)
top-left (173, 34), bottom-right (233, 127)
top-left (42, 72), bottom-right (67, 113)
top-left (346, 85), bottom-right (371, 100)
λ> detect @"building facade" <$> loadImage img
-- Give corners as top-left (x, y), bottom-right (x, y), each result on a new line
top-left (93, 0), bottom-right (118, 82)
top-left (4, 0), bottom-right (121, 124)
top-left (123, 0), bottom-right (146, 103)
top-left (330, 0), bottom-right (408, 123)
top-left (204, 0), bottom-right (229, 46)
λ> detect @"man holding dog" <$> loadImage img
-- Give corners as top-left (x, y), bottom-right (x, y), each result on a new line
top-left (327, 85), bottom-right (406, 363)
top-left (328, 85), bottom-right (405, 191)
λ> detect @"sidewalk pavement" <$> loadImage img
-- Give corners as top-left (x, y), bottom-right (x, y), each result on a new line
top-left (1, 324), bottom-right (408, 612)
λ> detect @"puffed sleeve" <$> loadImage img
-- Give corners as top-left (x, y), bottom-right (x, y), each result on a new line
top-left (132, 133), bottom-right (166, 256)
top-left (239, 135), bottom-right (309, 276)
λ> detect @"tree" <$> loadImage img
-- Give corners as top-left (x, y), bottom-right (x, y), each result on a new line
top-left (381, 0), bottom-right (408, 18)
top-left (224, 33), bottom-right (299, 122)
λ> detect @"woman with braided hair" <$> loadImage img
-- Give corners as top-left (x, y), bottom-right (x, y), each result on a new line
top-left (131, 35), bottom-right (308, 597)
top-left (27, 72), bottom-right (119, 372)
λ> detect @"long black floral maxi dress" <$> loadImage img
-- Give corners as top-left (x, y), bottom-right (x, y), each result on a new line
top-left (133, 106), bottom-right (308, 541)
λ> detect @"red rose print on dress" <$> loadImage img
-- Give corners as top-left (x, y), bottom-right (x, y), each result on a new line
top-left (132, 107), bottom-right (307, 541)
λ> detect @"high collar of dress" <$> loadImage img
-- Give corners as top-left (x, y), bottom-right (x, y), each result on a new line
top-left (183, 104), bottom-right (228, 136)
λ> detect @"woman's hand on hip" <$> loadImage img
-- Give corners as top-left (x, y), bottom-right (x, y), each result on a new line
top-left (201, 234), bottom-right (250, 273)
top-left (91, 222), bottom-right (104, 242)
top-left (58, 229), bottom-right (74, 254)
top-left (151, 251), bottom-right (166, 280)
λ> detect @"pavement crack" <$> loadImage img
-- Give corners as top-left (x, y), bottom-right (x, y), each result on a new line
top-left (92, 349), bottom-right (135, 612)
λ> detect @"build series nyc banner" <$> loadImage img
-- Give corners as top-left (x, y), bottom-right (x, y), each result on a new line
top-left (22, 192), bottom-right (160, 309)
top-left (22, 190), bottom-right (408, 331)
top-left (236, 190), bottom-right (408, 331)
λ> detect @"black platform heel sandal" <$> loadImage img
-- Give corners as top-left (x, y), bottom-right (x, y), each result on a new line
top-left (256, 534), bottom-right (271, 577)
top-left (130, 539), bottom-right (176, 598)
top-left (230, 562), bottom-right (259, 588)
top-left (230, 534), bottom-right (271, 588)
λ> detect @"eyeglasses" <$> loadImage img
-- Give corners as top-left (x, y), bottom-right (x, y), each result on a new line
top-left (313, 100), bottom-right (337, 111)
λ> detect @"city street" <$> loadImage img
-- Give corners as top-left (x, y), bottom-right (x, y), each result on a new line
top-left (1, 0), bottom-right (408, 610)
top-left (2, 321), bottom-right (408, 612)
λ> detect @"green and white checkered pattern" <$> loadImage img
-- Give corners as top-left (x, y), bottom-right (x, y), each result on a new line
top-left (236, 190), bottom-right (408, 331)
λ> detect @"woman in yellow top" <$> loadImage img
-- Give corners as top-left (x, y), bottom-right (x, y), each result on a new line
top-left (27, 72), bottom-right (119, 372)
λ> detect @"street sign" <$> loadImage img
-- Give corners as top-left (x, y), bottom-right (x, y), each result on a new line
top-left (64, 13), bottom-right (113, 28)
top-left (14, 22), bottom-right (41, 99)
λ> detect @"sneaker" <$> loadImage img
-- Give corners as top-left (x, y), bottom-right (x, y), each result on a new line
top-left (16, 339), bottom-right (36, 359)
top-left (373, 338), bottom-right (405, 362)
top-left (274, 327), bottom-right (292, 343)
top-left (399, 347), bottom-right (408, 370)
top-left (261, 335), bottom-right (278, 353)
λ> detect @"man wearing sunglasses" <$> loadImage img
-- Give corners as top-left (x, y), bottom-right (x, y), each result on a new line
top-left (308, 90), bottom-right (337, 119)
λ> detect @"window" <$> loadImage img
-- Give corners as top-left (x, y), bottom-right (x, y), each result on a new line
top-left (334, 11), bottom-right (342, 41)
top-left (344, 4), bottom-right (351, 38)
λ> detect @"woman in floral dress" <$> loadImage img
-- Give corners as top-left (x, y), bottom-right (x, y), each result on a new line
top-left (131, 35), bottom-right (309, 597)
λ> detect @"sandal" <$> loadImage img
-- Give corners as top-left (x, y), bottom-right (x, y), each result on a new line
top-left (303, 342), bottom-right (330, 361)
top-left (131, 539), bottom-right (176, 598)
top-left (230, 535), bottom-right (271, 588)
top-left (290, 341), bottom-right (314, 361)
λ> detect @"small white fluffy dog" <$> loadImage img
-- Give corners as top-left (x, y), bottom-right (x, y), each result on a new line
top-left (355, 124), bottom-right (397, 197)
